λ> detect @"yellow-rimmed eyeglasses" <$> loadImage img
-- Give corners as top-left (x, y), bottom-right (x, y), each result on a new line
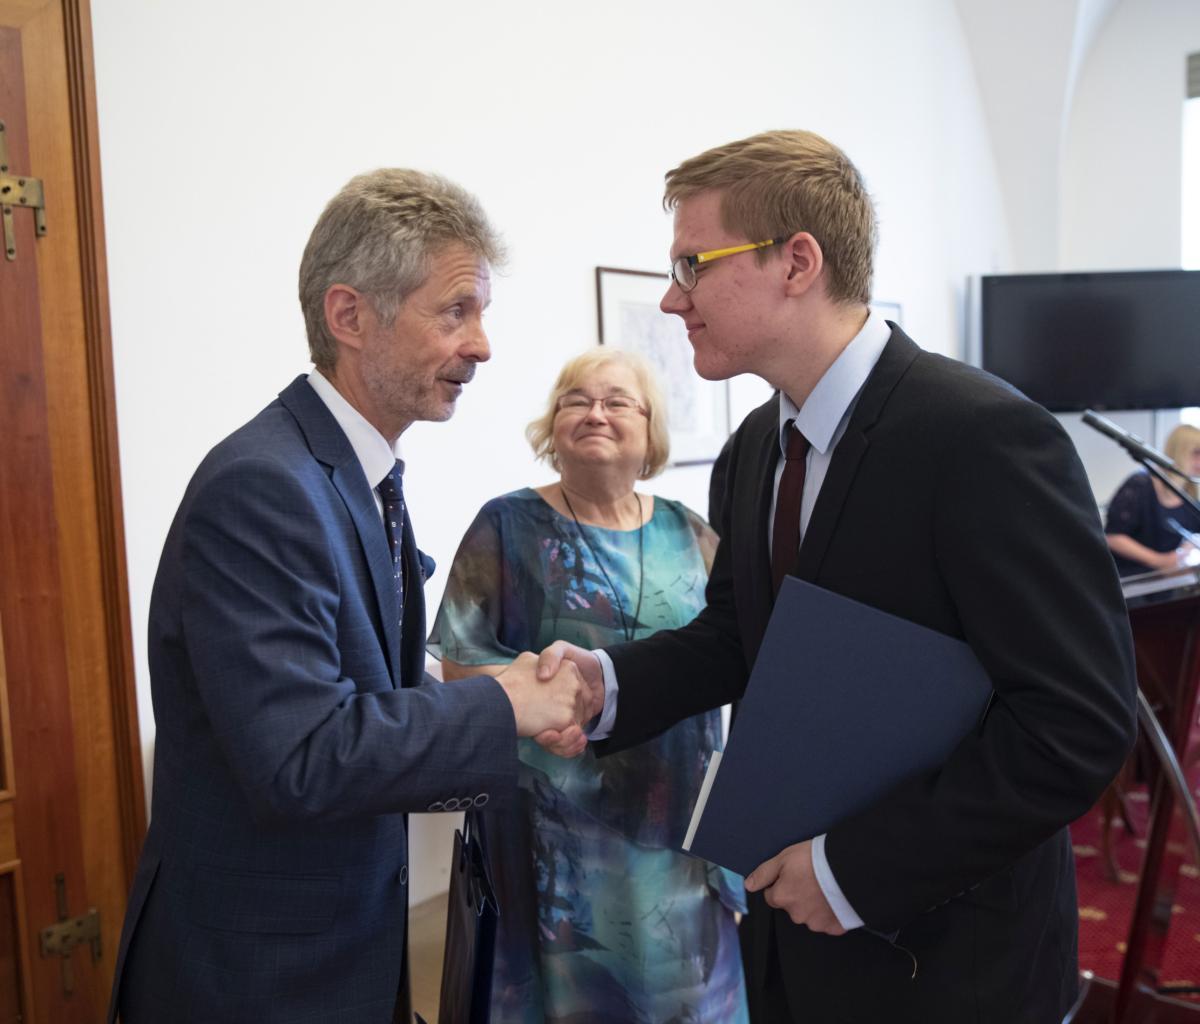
top-left (669, 237), bottom-right (787, 293)
top-left (556, 393), bottom-right (647, 417)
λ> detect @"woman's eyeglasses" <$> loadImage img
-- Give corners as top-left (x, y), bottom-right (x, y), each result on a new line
top-left (556, 394), bottom-right (648, 417)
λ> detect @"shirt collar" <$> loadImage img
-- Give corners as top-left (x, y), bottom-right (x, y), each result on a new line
top-left (778, 309), bottom-right (893, 455)
top-left (307, 369), bottom-right (402, 489)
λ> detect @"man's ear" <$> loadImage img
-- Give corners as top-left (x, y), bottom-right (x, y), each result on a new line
top-left (324, 284), bottom-right (368, 352)
top-left (781, 232), bottom-right (824, 298)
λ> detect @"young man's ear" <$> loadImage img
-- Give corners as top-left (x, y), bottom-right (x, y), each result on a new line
top-left (325, 284), bottom-right (368, 351)
top-left (781, 232), bottom-right (824, 298)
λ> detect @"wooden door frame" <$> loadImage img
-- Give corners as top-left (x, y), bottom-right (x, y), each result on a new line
top-left (59, 0), bottom-right (146, 879)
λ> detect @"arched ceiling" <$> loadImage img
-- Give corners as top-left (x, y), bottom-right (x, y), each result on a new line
top-left (954, 0), bottom-right (1122, 270)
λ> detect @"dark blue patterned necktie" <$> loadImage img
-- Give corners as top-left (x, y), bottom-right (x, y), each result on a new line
top-left (376, 461), bottom-right (406, 629)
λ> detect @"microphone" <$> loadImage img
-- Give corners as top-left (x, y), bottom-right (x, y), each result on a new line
top-left (1082, 410), bottom-right (1198, 481)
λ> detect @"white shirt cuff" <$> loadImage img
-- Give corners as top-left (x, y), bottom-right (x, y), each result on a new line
top-left (586, 649), bottom-right (619, 740)
top-left (812, 833), bottom-right (864, 931)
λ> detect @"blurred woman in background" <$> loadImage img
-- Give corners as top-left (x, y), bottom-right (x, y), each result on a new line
top-left (1105, 423), bottom-right (1200, 575)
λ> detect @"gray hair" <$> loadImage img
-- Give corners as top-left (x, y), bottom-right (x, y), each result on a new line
top-left (298, 169), bottom-right (506, 371)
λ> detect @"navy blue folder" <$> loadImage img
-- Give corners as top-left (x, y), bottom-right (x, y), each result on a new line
top-left (683, 577), bottom-right (993, 876)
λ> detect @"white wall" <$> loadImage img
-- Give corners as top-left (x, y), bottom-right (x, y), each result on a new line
top-left (1055, 0), bottom-right (1200, 502)
top-left (955, 0), bottom-right (1086, 272)
top-left (92, 0), bottom-right (1009, 903)
top-left (1060, 0), bottom-right (1199, 271)
top-left (953, 0), bottom-right (1123, 272)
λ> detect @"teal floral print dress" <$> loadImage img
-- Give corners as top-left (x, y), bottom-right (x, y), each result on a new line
top-left (430, 487), bottom-right (748, 1024)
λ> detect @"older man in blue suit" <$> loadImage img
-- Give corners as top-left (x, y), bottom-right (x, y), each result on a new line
top-left (109, 170), bottom-right (592, 1024)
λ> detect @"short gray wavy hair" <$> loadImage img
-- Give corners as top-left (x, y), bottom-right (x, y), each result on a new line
top-left (298, 169), bottom-right (505, 371)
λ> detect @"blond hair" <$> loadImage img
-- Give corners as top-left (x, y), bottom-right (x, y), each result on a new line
top-left (1164, 424), bottom-right (1200, 500)
top-left (298, 169), bottom-right (505, 371)
top-left (526, 349), bottom-right (671, 479)
top-left (664, 130), bottom-right (877, 306)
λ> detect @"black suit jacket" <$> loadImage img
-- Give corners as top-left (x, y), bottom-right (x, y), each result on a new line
top-left (601, 329), bottom-right (1136, 1023)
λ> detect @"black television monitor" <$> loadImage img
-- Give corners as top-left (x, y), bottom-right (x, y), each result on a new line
top-left (979, 270), bottom-right (1200, 413)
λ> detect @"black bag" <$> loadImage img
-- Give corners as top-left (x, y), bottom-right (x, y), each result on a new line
top-left (437, 811), bottom-right (498, 1024)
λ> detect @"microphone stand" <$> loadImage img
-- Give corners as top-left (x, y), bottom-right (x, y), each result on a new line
top-left (1083, 410), bottom-right (1200, 539)
top-left (1137, 459), bottom-right (1200, 522)
top-left (1117, 457), bottom-right (1200, 571)
top-left (1083, 422), bottom-right (1200, 1021)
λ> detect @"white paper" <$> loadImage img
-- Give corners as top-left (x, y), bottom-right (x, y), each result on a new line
top-left (682, 750), bottom-right (723, 852)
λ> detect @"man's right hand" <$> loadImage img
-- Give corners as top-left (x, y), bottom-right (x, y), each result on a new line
top-left (496, 652), bottom-right (593, 741)
top-left (537, 641), bottom-right (604, 691)
top-left (531, 642), bottom-right (607, 757)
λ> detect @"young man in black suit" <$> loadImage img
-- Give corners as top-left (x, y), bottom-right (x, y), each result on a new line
top-left (536, 130), bottom-right (1137, 1022)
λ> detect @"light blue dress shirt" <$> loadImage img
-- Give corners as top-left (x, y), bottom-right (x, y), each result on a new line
top-left (307, 369), bottom-right (401, 519)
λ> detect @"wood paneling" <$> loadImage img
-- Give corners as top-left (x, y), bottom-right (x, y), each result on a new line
top-left (0, 1), bottom-right (144, 1016)
top-left (0, 620), bottom-right (12, 799)
top-left (1, 12), bottom-right (106, 1018)
top-left (0, 805), bottom-right (14, 865)
top-left (63, 0), bottom-right (147, 884)
top-left (0, 23), bottom-right (93, 1014)
top-left (0, 868), bottom-right (29, 1024)
top-left (18, 7), bottom-right (144, 1001)
top-left (0, 624), bottom-right (19, 1024)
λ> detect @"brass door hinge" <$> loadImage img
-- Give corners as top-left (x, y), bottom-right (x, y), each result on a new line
top-left (39, 873), bottom-right (101, 997)
top-left (0, 120), bottom-right (47, 262)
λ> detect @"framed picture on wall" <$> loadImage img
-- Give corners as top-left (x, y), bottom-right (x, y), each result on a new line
top-left (595, 266), bottom-right (731, 466)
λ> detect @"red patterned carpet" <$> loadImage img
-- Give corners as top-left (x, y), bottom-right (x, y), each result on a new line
top-left (1073, 787), bottom-right (1200, 994)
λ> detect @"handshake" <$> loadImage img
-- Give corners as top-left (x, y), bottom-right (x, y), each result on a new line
top-left (495, 643), bottom-right (605, 758)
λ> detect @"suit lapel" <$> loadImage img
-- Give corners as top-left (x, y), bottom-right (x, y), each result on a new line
top-left (793, 329), bottom-right (922, 582)
top-left (746, 409), bottom-right (780, 637)
top-left (793, 434), bottom-right (867, 583)
top-left (398, 510), bottom-right (425, 688)
top-left (278, 376), bottom-right (404, 687)
top-left (334, 464), bottom-right (405, 685)
top-left (718, 399), bottom-right (782, 668)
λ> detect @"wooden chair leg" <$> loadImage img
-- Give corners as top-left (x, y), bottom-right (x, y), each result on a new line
top-left (1100, 783), bottom-right (1121, 883)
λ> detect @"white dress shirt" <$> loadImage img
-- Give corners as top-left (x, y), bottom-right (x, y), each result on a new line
top-left (592, 310), bottom-right (893, 931)
top-left (306, 369), bottom-right (401, 518)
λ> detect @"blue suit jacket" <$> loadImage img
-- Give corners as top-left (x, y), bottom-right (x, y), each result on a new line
top-left (110, 376), bottom-right (518, 1023)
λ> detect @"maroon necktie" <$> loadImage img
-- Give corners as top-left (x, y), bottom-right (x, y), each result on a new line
top-left (771, 423), bottom-right (810, 596)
